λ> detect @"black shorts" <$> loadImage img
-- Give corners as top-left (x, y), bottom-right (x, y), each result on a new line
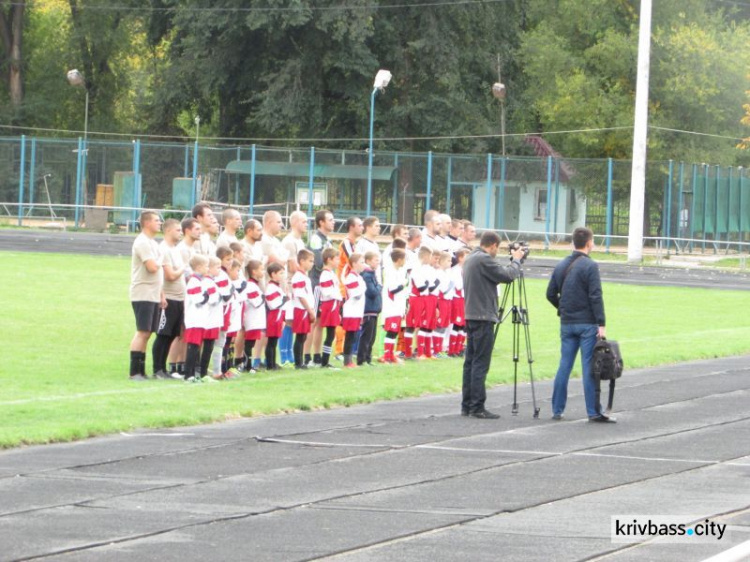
top-left (132, 301), bottom-right (161, 333)
top-left (157, 299), bottom-right (185, 337)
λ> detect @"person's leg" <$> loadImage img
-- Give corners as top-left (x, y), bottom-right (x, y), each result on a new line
top-left (468, 321), bottom-right (494, 413)
top-left (343, 331), bottom-right (356, 366)
top-left (233, 328), bottom-right (246, 368)
top-left (243, 338), bottom-right (255, 371)
top-left (294, 333), bottom-right (307, 368)
top-left (184, 343), bottom-right (201, 380)
top-left (321, 327), bottom-right (336, 366)
top-left (151, 334), bottom-right (174, 374)
top-left (365, 317), bottom-right (378, 363)
top-left (403, 328), bottom-right (414, 358)
top-left (130, 331), bottom-right (151, 377)
top-left (461, 321), bottom-right (477, 413)
top-left (265, 337), bottom-right (278, 370)
top-left (357, 317), bottom-right (375, 365)
top-left (211, 331), bottom-right (227, 376)
top-left (551, 324), bottom-right (580, 417)
top-left (199, 339), bottom-right (216, 378)
top-left (579, 324), bottom-right (601, 418)
top-left (311, 322), bottom-right (324, 365)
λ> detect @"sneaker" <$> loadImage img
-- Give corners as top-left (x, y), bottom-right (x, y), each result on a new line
top-left (305, 361), bottom-right (319, 369)
top-left (322, 364), bottom-right (341, 371)
top-left (129, 374), bottom-right (149, 382)
top-left (378, 356), bottom-right (390, 364)
top-left (268, 365), bottom-right (283, 371)
top-left (552, 414), bottom-right (564, 421)
top-left (224, 367), bottom-right (241, 379)
top-left (589, 414), bottom-right (617, 424)
top-left (202, 376), bottom-right (218, 384)
top-left (344, 363), bottom-right (358, 369)
top-left (153, 370), bottom-right (173, 380)
top-left (461, 409), bottom-right (469, 417)
top-left (295, 364), bottom-right (308, 370)
top-left (469, 409), bottom-right (500, 419)
top-left (170, 371), bottom-right (184, 380)
top-left (211, 373), bottom-right (227, 381)
top-left (334, 354), bottom-right (344, 362)
top-left (185, 376), bottom-right (202, 384)
top-left (397, 352), bottom-right (406, 359)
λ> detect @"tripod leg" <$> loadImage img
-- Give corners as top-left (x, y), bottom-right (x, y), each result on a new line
top-left (511, 308), bottom-right (519, 415)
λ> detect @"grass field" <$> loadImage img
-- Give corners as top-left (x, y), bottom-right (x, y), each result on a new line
top-left (2, 251), bottom-right (750, 449)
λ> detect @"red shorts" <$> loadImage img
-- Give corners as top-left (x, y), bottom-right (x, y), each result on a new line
top-left (383, 316), bottom-right (402, 333)
top-left (436, 297), bottom-right (452, 328)
top-left (319, 299), bottom-right (341, 328)
top-left (421, 295), bottom-right (438, 330)
top-left (342, 317), bottom-right (362, 332)
top-left (405, 296), bottom-right (424, 328)
top-left (183, 327), bottom-right (205, 345)
top-left (226, 331), bottom-right (238, 339)
top-left (292, 308), bottom-right (311, 334)
top-left (245, 329), bottom-right (263, 341)
top-left (266, 310), bottom-right (284, 338)
top-left (203, 327), bottom-right (219, 341)
top-left (451, 297), bottom-right (466, 326)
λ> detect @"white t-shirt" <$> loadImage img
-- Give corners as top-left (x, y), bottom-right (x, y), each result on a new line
top-left (130, 233), bottom-right (162, 302)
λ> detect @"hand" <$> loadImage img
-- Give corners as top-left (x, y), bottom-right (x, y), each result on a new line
top-left (598, 326), bottom-right (606, 339)
top-left (160, 296), bottom-right (168, 310)
top-left (510, 248), bottom-right (526, 262)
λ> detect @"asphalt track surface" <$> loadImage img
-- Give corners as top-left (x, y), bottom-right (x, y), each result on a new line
top-left (1, 356), bottom-right (749, 561)
top-left (2, 229), bottom-right (750, 290)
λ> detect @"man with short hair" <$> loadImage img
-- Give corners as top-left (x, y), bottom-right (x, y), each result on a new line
top-left (358, 216), bottom-right (382, 282)
top-left (308, 209), bottom-right (335, 366)
top-left (460, 220), bottom-right (476, 248)
top-left (192, 202), bottom-right (217, 256)
top-left (547, 227), bottom-right (612, 423)
top-left (420, 210), bottom-right (440, 250)
top-left (261, 210), bottom-right (289, 266)
top-left (448, 219), bottom-right (465, 250)
top-left (216, 208), bottom-right (243, 250)
top-left (339, 216), bottom-right (364, 279)
top-left (129, 211), bottom-right (165, 381)
top-left (405, 227), bottom-right (422, 274)
top-left (177, 218), bottom-right (201, 275)
top-left (242, 219), bottom-right (264, 266)
top-left (282, 210), bottom-right (308, 274)
top-left (461, 231), bottom-right (525, 418)
top-left (437, 213), bottom-right (453, 251)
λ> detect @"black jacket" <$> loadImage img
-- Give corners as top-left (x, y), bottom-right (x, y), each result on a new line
top-left (463, 247), bottom-right (521, 322)
top-left (546, 251), bottom-right (605, 326)
top-left (362, 267), bottom-right (383, 315)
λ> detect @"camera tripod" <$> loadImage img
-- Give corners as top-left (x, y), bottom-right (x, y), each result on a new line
top-left (493, 271), bottom-right (540, 418)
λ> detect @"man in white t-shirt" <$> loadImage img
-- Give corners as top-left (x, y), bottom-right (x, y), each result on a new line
top-left (261, 210), bottom-right (289, 266)
top-left (216, 208), bottom-right (242, 250)
top-left (241, 219), bottom-right (264, 266)
top-left (420, 209), bottom-right (441, 250)
top-left (129, 211), bottom-right (165, 381)
top-left (192, 202), bottom-right (218, 256)
top-left (357, 216), bottom-right (382, 283)
top-left (282, 210), bottom-right (308, 274)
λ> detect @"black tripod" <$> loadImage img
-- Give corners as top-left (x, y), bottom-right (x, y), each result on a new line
top-left (494, 271), bottom-right (540, 418)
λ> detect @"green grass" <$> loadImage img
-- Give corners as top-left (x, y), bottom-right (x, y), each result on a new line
top-left (2, 251), bottom-right (750, 448)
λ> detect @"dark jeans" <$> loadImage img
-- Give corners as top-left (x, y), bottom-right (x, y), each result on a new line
top-left (461, 320), bottom-right (495, 413)
top-left (357, 315), bottom-right (378, 365)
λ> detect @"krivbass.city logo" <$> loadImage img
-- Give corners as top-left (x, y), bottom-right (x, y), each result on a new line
top-left (611, 516), bottom-right (727, 544)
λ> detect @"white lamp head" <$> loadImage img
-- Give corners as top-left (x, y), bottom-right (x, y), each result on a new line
top-left (492, 82), bottom-right (506, 100)
top-left (67, 69), bottom-right (85, 88)
top-left (373, 69), bottom-right (392, 91)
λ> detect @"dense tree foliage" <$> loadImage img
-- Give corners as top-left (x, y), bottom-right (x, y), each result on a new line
top-left (1, 0), bottom-right (749, 167)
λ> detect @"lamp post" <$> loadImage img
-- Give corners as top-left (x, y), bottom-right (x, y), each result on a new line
top-left (492, 80), bottom-right (506, 156)
top-left (67, 69), bottom-right (89, 227)
top-left (367, 69), bottom-right (392, 216)
top-left (192, 115), bottom-right (200, 205)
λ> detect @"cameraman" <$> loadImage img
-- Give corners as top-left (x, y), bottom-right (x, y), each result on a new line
top-left (461, 231), bottom-right (525, 419)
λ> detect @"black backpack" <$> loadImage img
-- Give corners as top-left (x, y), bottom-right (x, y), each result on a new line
top-left (591, 338), bottom-right (624, 414)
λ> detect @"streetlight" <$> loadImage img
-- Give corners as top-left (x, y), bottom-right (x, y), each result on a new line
top-left (367, 69), bottom-right (392, 216)
top-left (192, 115), bottom-right (200, 205)
top-left (492, 80), bottom-right (506, 156)
top-left (67, 68), bottom-right (89, 228)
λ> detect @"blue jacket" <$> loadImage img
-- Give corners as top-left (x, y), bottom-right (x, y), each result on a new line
top-left (546, 251), bottom-right (605, 326)
top-left (362, 267), bottom-right (383, 315)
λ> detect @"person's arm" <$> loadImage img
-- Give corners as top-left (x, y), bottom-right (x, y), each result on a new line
top-left (587, 263), bottom-right (606, 330)
top-left (136, 239), bottom-right (161, 274)
top-left (546, 270), bottom-right (561, 309)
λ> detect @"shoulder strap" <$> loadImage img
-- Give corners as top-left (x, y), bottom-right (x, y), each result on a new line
top-left (560, 254), bottom-right (584, 295)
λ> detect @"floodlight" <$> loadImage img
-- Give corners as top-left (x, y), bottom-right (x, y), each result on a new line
top-left (492, 82), bottom-right (506, 100)
top-left (67, 69), bottom-right (85, 88)
top-left (373, 70), bottom-right (392, 91)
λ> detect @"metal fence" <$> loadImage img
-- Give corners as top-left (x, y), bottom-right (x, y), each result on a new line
top-left (1, 135), bottom-right (749, 253)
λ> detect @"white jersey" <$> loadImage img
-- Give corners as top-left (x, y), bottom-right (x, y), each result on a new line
top-left (227, 278), bottom-right (245, 334)
top-left (291, 271), bottom-right (314, 311)
top-left (434, 268), bottom-right (451, 299)
top-left (342, 271), bottom-right (366, 320)
top-left (215, 230), bottom-right (239, 251)
top-left (418, 263), bottom-right (437, 296)
top-left (264, 281), bottom-right (286, 312)
top-left (242, 278), bottom-right (266, 331)
top-left (196, 233), bottom-right (216, 257)
top-left (356, 237), bottom-right (382, 283)
top-left (261, 233), bottom-right (290, 268)
top-left (382, 265), bottom-right (408, 319)
top-left (420, 229), bottom-right (440, 251)
top-left (450, 264), bottom-right (464, 299)
top-left (319, 269), bottom-right (342, 303)
top-left (160, 241), bottom-right (186, 301)
top-left (184, 274), bottom-right (209, 329)
top-left (204, 276), bottom-right (223, 330)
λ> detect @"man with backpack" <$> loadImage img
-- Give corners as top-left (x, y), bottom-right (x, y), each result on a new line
top-left (546, 227), bottom-right (615, 423)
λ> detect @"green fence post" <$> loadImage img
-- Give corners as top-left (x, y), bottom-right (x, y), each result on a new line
top-left (191, 139), bottom-right (199, 207)
top-left (496, 156), bottom-right (506, 230)
top-left (28, 137), bottom-right (36, 215)
top-left (677, 162), bottom-right (684, 252)
top-left (235, 147), bottom-right (241, 205)
top-left (392, 153), bottom-right (399, 223)
top-left (714, 165), bottom-right (720, 252)
top-left (426, 151), bottom-right (433, 210)
top-left (74, 137), bottom-right (83, 228)
top-left (666, 159), bottom-right (673, 255)
top-left (485, 154), bottom-right (492, 229)
top-left (446, 155), bottom-right (452, 215)
top-left (133, 138), bottom-right (141, 226)
top-left (308, 146), bottom-right (315, 217)
top-left (544, 156), bottom-right (552, 249)
top-left (740, 167), bottom-right (745, 250)
top-left (690, 163), bottom-right (697, 252)
top-left (17, 135), bottom-right (26, 226)
top-left (249, 144), bottom-right (256, 217)
top-left (727, 166), bottom-right (733, 249)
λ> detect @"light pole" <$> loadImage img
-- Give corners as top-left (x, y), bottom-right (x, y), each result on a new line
top-left (367, 69), bottom-right (392, 216)
top-left (192, 115), bottom-right (200, 205)
top-left (492, 80), bottom-right (506, 156)
top-left (67, 69), bottom-right (89, 227)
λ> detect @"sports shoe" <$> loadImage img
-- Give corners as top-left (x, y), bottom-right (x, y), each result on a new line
top-left (170, 371), bottom-right (184, 380)
top-left (224, 367), bottom-right (241, 379)
top-left (305, 361), bottom-right (319, 369)
top-left (153, 370), bottom-right (173, 380)
top-left (461, 409), bottom-right (469, 417)
top-left (129, 374), bottom-right (149, 382)
top-left (552, 414), bottom-right (564, 421)
top-left (185, 376), bottom-right (202, 384)
top-left (589, 414), bottom-right (617, 423)
top-left (202, 376), bottom-right (218, 384)
top-left (378, 356), bottom-right (390, 364)
top-left (295, 364), bottom-right (308, 370)
top-left (344, 363), bottom-right (358, 369)
top-left (469, 409), bottom-right (500, 419)
top-left (322, 364), bottom-right (341, 371)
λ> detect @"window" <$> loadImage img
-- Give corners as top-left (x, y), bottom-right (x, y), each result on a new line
top-left (535, 188), bottom-right (547, 221)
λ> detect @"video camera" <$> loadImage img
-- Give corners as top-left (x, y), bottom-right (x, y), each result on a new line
top-left (508, 241), bottom-right (530, 263)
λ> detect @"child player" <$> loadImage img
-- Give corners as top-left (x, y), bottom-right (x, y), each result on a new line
top-left (264, 262), bottom-right (287, 371)
top-left (358, 251), bottom-right (383, 366)
top-left (318, 248), bottom-right (342, 368)
top-left (221, 258), bottom-right (245, 378)
top-left (183, 255), bottom-right (216, 382)
top-left (448, 248), bottom-right (468, 357)
top-left (403, 246), bottom-right (432, 359)
top-left (291, 249), bottom-right (316, 369)
top-left (379, 249), bottom-right (407, 364)
top-left (342, 253), bottom-right (366, 368)
top-left (200, 257), bottom-right (224, 381)
top-left (210, 247), bottom-right (236, 379)
top-left (432, 251), bottom-right (453, 358)
top-left (240, 259), bottom-right (266, 374)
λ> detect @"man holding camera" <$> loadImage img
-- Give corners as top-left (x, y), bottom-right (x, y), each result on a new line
top-left (546, 227), bottom-right (613, 423)
top-left (461, 231), bottom-right (526, 419)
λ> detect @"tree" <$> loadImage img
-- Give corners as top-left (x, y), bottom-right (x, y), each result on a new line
top-left (0, 0), bottom-right (25, 112)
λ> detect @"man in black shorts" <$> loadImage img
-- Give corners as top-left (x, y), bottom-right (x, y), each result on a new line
top-left (129, 211), bottom-right (165, 381)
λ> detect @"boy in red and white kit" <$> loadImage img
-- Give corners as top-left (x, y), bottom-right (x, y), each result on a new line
top-left (264, 262), bottom-right (287, 371)
top-left (342, 253), bottom-right (366, 368)
top-left (380, 249), bottom-right (407, 364)
top-left (199, 257), bottom-right (223, 381)
top-left (318, 248), bottom-right (342, 368)
top-left (403, 246), bottom-right (432, 359)
top-left (221, 259), bottom-right (245, 378)
top-left (291, 249), bottom-right (316, 370)
top-left (210, 248), bottom-right (236, 379)
top-left (416, 249), bottom-right (439, 359)
top-left (449, 248), bottom-right (469, 357)
top-left (432, 251), bottom-right (453, 358)
top-left (240, 259), bottom-right (266, 374)
top-left (183, 255), bottom-right (219, 382)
